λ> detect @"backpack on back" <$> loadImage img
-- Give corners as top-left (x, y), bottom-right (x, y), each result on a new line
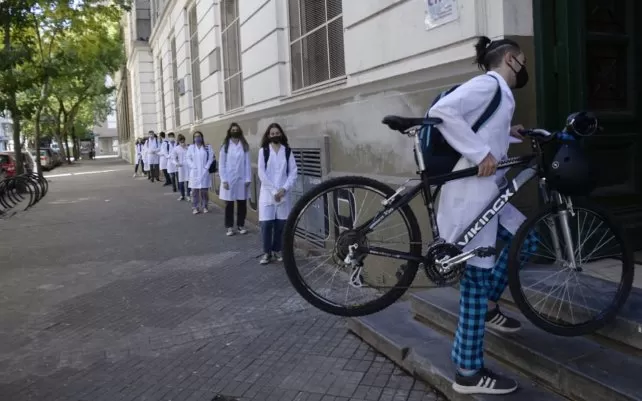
top-left (419, 75), bottom-right (502, 176)
top-left (263, 145), bottom-right (292, 175)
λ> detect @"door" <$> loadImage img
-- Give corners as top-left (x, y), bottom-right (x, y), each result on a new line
top-left (534, 0), bottom-right (642, 249)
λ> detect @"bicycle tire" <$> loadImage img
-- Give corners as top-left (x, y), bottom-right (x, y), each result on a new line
top-left (282, 175), bottom-right (422, 317)
top-left (507, 200), bottom-right (634, 336)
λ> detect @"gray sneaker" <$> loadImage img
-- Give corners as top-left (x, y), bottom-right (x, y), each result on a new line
top-left (453, 368), bottom-right (518, 395)
top-left (259, 254), bottom-right (271, 265)
top-left (273, 252), bottom-right (283, 262)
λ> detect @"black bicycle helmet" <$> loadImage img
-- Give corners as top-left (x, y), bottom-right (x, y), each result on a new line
top-left (566, 111), bottom-right (598, 137)
top-left (545, 140), bottom-right (596, 196)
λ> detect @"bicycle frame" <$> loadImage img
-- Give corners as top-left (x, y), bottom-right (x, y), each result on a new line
top-left (352, 126), bottom-right (545, 265)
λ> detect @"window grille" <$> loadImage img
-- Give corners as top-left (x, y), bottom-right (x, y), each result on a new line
top-left (221, 0), bottom-right (243, 111)
top-left (288, 0), bottom-right (345, 91)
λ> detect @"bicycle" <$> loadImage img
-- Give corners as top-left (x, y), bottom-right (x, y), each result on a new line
top-left (282, 112), bottom-right (634, 337)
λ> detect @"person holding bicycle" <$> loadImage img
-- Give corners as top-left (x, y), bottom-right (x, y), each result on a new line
top-left (428, 36), bottom-right (536, 395)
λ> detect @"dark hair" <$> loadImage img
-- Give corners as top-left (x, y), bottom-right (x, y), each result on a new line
top-left (159, 131), bottom-right (166, 138)
top-left (260, 122), bottom-right (289, 148)
top-left (193, 130), bottom-right (204, 144)
top-left (167, 131), bottom-right (175, 137)
top-left (177, 134), bottom-right (186, 142)
top-left (223, 122), bottom-right (249, 152)
top-left (474, 36), bottom-right (521, 71)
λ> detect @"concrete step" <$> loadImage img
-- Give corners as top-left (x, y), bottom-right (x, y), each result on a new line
top-left (411, 287), bottom-right (642, 401)
top-left (347, 301), bottom-right (567, 401)
top-left (498, 266), bottom-right (642, 352)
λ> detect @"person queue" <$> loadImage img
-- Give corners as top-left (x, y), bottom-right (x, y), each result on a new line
top-left (133, 123), bottom-right (298, 265)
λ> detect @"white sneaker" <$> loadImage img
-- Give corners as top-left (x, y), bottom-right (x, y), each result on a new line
top-left (259, 254), bottom-right (271, 265)
top-left (133, 173), bottom-right (137, 178)
top-left (187, 197), bottom-right (192, 202)
top-left (203, 208), bottom-right (209, 214)
top-left (178, 196), bottom-right (185, 201)
top-left (273, 252), bottom-right (283, 262)
top-left (192, 209), bottom-right (199, 215)
top-left (226, 228), bottom-right (235, 236)
top-left (237, 226), bottom-right (248, 235)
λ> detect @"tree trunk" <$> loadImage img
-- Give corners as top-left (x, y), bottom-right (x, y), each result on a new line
top-left (71, 125), bottom-right (79, 159)
top-left (33, 80), bottom-right (50, 177)
top-left (63, 132), bottom-right (72, 163)
top-left (4, 15), bottom-right (23, 175)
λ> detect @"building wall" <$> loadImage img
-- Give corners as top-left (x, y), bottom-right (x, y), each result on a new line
top-left (132, 0), bottom-right (539, 211)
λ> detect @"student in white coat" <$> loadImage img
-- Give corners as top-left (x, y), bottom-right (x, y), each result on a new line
top-left (143, 137), bottom-right (151, 180)
top-left (428, 36), bottom-right (534, 395)
top-left (219, 123), bottom-right (252, 236)
top-left (133, 139), bottom-right (144, 177)
top-left (158, 132), bottom-right (171, 186)
top-left (146, 131), bottom-right (161, 182)
top-left (257, 123), bottom-right (297, 265)
top-left (161, 132), bottom-right (178, 192)
top-left (186, 130), bottom-right (214, 214)
top-left (171, 134), bottom-right (191, 201)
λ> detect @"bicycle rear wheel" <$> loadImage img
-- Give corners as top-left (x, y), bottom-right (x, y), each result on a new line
top-left (282, 176), bottom-right (422, 317)
top-left (507, 200), bottom-right (634, 336)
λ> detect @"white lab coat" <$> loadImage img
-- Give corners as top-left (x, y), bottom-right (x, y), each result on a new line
top-left (219, 141), bottom-right (252, 201)
top-left (186, 143), bottom-right (213, 189)
top-left (159, 140), bottom-right (169, 170)
top-left (135, 143), bottom-right (143, 162)
top-left (161, 141), bottom-right (177, 173)
top-left (429, 71), bottom-right (515, 268)
top-left (258, 145), bottom-right (298, 221)
top-left (146, 137), bottom-right (160, 164)
top-left (172, 145), bottom-right (189, 182)
top-left (142, 140), bottom-right (150, 172)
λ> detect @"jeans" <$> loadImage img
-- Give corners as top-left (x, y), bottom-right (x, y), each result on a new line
top-left (225, 200), bottom-right (247, 228)
top-left (261, 219), bottom-right (286, 254)
top-left (177, 178), bottom-right (190, 198)
top-left (191, 188), bottom-right (209, 210)
top-left (134, 159), bottom-right (144, 173)
top-left (150, 164), bottom-right (160, 181)
top-left (162, 169), bottom-right (172, 185)
top-left (168, 171), bottom-right (177, 191)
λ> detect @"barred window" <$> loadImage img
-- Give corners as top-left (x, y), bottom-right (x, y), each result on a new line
top-left (170, 35), bottom-right (181, 127)
top-left (221, 0), bottom-right (243, 111)
top-left (158, 56), bottom-right (167, 131)
top-left (288, 0), bottom-right (345, 91)
top-left (188, 5), bottom-right (202, 121)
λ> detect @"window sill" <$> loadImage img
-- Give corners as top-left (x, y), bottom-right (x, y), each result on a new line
top-left (282, 76), bottom-right (348, 102)
top-left (223, 106), bottom-right (246, 117)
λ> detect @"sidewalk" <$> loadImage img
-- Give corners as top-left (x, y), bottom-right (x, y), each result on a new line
top-left (0, 158), bottom-right (443, 401)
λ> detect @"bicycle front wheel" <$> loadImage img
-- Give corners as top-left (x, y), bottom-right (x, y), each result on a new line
top-left (508, 200), bottom-right (634, 336)
top-left (282, 176), bottom-right (422, 317)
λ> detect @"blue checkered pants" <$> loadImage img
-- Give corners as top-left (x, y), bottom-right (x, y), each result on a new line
top-left (451, 226), bottom-right (538, 370)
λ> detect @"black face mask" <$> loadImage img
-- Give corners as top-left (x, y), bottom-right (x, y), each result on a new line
top-left (231, 131), bottom-right (241, 138)
top-left (509, 58), bottom-right (529, 89)
top-left (270, 136), bottom-right (282, 144)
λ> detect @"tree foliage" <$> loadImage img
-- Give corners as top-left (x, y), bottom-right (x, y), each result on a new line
top-left (0, 0), bottom-right (126, 173)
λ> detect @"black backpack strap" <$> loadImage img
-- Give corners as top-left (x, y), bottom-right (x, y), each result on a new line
top-left (471, 75), bottom-right (502, 133)
top-left (263, 146), bottom-right (269, 169)
top-left (285, 147), bottom-right (291, 176)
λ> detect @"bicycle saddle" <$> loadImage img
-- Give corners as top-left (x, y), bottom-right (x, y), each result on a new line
top-left (382, 115), bottom-right (443, 132)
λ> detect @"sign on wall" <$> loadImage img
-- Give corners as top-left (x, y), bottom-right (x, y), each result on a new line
top-left (424, 0), bottom-right (459, 30)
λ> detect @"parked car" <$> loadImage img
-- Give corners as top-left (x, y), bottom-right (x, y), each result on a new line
top-left (49, 149), bottom-right (63, 166)
top-left (0, 151), bottom-right (34, 177)
top-left (37, 148), bottom-right (55, 171)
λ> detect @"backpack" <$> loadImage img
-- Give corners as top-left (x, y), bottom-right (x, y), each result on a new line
top-left (419, 75), bottom-right (502, 176)
top-left (204, 145), bottom-right (217, 174)
top-left (263, 145), bottom-right (292, 175)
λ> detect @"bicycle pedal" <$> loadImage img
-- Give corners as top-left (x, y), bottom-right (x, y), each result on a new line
top-left (474, 247), bottom-right (496, 257)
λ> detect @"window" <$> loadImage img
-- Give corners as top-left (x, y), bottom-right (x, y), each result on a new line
top-left (136, 4), bottom-right (151, 41)
top-left (170, 35), bottom-right (181, 127)
top-left (221, 0), bottom-right (243, 111)
top-left (158, 56), bottom-right (167, 131)
top-left (288, 0), bottom-right (345, 91)
top-left (188, 5), bottom-right (202, 121)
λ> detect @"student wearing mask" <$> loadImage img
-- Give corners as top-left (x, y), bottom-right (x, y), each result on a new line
top-left (186, 131), bottom-right (213, 214)
top-left (161, 132), bottom-right (178, 191)
top-left (143, 136), bottom-right (151, 180)
top-left (257, 123), bottom-right (297, 265)
top-left (172, 134), bottom-right (191, 201)
top-left (133, 139), bottom-right (145, 178)
top-left (158, 132), bottom-right (172, 187)
top-left (428, 36), bottom-right (533, 395)
top-left (146, 131), bottom-right (161, 182)
top-left (219, 123), bottom-right (251, 236)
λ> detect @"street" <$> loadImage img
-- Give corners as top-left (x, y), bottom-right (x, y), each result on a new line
top-left (0, 158), bottom-right (442, 401)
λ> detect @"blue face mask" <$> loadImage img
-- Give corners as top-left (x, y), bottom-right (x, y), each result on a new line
top-left (194, 137), bottom-right (203, 144)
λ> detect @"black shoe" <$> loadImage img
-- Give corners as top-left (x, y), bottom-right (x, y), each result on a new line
top-left (486, 306), bottom-right (522, 333)
top-left (453, 368), bottom-right (518, 395)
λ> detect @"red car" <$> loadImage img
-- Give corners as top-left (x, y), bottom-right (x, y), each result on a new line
top-left (0, 152), bottom-right (34, 177)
